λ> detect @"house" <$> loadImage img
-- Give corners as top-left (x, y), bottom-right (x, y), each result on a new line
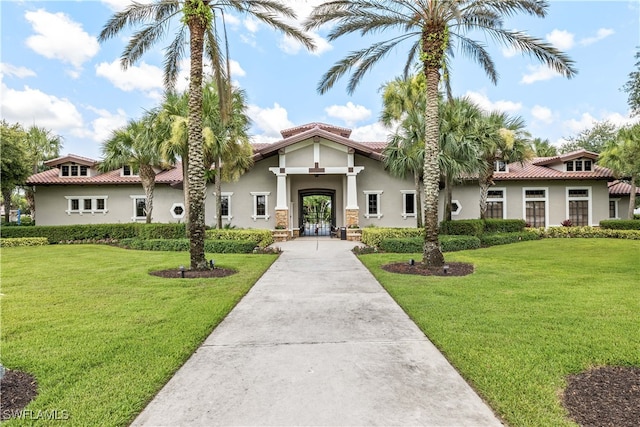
top-left (26, 122), bottom-right (634, 234)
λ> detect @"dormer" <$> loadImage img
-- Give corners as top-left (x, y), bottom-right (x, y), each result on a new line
top-left (533, 149), bottom-right (599, 173)
top-left (121, 165), bottom-right (139, 177)
top-left (564, 158), bottom-right (593, 172)
top-left (44, 155), bottom-right (99, 178)
top-left (494, 160), bottom-right (508, 173)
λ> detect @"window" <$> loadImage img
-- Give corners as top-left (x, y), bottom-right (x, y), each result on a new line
top-left (567, 187), bottom-right (591, 226)
top-left (170, 203), bottom-right (185, 220)
top-left (609, 199), bottom-right (619, 219)
top-left (129, 196), bottom-right (146, 220)
top-left (524, 188), bottom-right (547, 227)
top-left (450, 200), bottom-right (462, 216)
top-left (584, 160), bottom-right (592, 171)
top-left (401, 190), bottom-right (416, 219)
top-left (80, 165), bottom-right (88, 176)
top-left (250, 192), bottom-right (270, 221)
top-left (70, 165), bottom-right (79, 176)
top-left (122, 165), bottom-right (138, 176)
top-left (65, 196), bottom-right (108, 215)
top-left (214, 192), bottom-right (233, 220)
top-left (363, 191), bottom-right (383, 219)
top-left (61, 165), bottom-right (70, 176)
top-left (494, 160), bottom-right (507, 173)
top-left (565, 159), bottom-right (593, 172)
top-left (486, 188), bottom-right (506, 219)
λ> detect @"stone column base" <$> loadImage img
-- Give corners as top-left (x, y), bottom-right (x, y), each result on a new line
top-left (345, 208), bottom-right (359, 228)
top-left (275, 209), bottom-right (288, 229)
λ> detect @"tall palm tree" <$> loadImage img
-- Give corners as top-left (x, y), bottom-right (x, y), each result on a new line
top-left (305, 0), bottom-right (576, 267)
top-left (23, 125), bottom-right (62, 223)
top-left (531, 137), bottom-right (557, 157)
top-left (474, 111), bottom-right (532, 219)
top-left (101, 114), bottom-right (166, 223)
top-left (599, 124), bottom-right (640, 219)
top-left (100, 0), bottom-right (314, 269)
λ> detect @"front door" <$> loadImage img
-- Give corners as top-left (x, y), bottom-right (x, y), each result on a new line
top-left (298, 189), bottom-right (336, 236)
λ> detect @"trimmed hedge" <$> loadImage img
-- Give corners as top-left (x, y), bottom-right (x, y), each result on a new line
top-left (541, 226), bottom-right (640, 239)
top-left (0, 223), bottom-right (140, 242)
top-left (480, 232), bottom-right (541, 247)
top-left (119, 238), bottom-right (257, 253)
top-left (360, 228), bottom-right (422, 248)
top-left (206, 229), bottom-right (274, 248)
top-left (378, 235), bottom-right (481, 253)
top-left (483, 219), bottom-right (526, 233)
top-left (0, 237), bottom-right (49, 247)
top-left (136, 223), bottom-right (187, 239)
top-left (439, 219), bottom-right (484, 237)
top-left (599, 220), bottom-right (640, 230)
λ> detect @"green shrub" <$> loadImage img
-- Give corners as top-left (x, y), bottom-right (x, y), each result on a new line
top-left (205, 229), bottom-right (274, 248)
top-left (483, 219), bottom-right (526, 233)
top-left (543, 226), bottom-right (640, 239)
top-left (119, 238), bottom-right (257, 253)
top-left (360, 228), bottom-right (422, 248)
top-left (0, 223), bottom-right (141, 242)
top-left (440, 219), bottom-right (484, 236)
top-left (378, 235), bottom-right (481, 253)
top-left (137, 223), bottom-right (187, 239)
top-left (0, 237), bottom-right (49, 247)
top-left (599, 220), bottom-right (640, 230)
top-left (480, 232), bottom-right (541, 247)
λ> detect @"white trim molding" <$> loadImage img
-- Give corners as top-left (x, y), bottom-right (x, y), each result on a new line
top-left (250, 191), bottom-right (271, 221)
top-left (363, 190), bottom-right (383, 219)
top-left (64, 196), bottom-right (108, 216)
top-left (400, 190), bottom-right (416, 219)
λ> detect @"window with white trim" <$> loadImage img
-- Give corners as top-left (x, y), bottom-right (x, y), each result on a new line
top-left (122, 165), bottom-right (138, 176)
top-left (486, 188), bottom-right (506, 219)
top-left (494, 160), bottom-right (508, 173)
top-left (401, 190), bottom-right (416, 219)
top-left (451, 200), bottom-right (462, 216)
top-left (130, 196), bottom-right (146, 220)
top-left (565, 159), bottom-right (592, 172)
top-left (523, 188), bottom-right (547, 227)
top-left (65, 196), bottom-right (108, 215)
top-left (61, 165), bottom-right (69, 176)
top-left (170, 203), bottom-right (185, 219)
top-left (250, 192), bottom-right (270, 221)
top-left (567, 187), bottom-right (591, 226)
top-left (214, 192), bottom-right (233, 220)
top-left (609, 199), bottom-right (620, 219)
top-left (363, 190), bottom-right (383, 219)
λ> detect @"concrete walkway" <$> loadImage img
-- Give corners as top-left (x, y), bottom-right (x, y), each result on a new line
top-left (133, 238), bottom-right (502, 426)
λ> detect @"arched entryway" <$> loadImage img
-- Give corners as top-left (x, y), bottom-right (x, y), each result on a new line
top-left (298, 189), bottom-right (336, 237)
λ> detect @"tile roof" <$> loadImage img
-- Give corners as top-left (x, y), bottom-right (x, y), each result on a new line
top-left (27, 164), bottom-right (183, 185)
top-left (492, 158), bottom-right (613, 181)
top-left (280, 122), bottom-right (353, 139)
top-left (44, 154), bottom-right (99, 167)
top-left (608, 180), bottom-right (640, 196)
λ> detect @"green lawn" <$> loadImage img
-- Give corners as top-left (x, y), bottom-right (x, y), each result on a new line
top-left (1, 245), bottom-right (277, 426)
top-left (358, 239), bottom-right (640, 427)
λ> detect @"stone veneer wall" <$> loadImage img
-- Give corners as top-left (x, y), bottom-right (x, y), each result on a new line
top-left (275, 209), bottom-right (288, 229)
top-left (345, 208), bottom-right (359, 227)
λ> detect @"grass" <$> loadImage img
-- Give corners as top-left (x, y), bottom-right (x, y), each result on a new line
top-left (358, 239), bottom-right (640, 427)
top-left (1, 244), bottom-right (277, 426)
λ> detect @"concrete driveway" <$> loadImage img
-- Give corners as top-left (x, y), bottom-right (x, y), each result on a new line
top-left (132, 238), bottom-right (502, 426)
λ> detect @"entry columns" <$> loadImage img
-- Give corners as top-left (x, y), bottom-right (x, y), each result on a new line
top-left (274, 173), bottom-right (288, 229)
top-left (345, 172), bottom-right (360, 228)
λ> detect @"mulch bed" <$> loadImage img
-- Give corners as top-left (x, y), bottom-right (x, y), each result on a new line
top-left (0, 369), bottom-right (38, 420)
top-left (149, 268), bottom-right (236, 278)
top-left (381, 261), bottom-right (474, 277)
top-left (563, 366), bottom-right (640, 427)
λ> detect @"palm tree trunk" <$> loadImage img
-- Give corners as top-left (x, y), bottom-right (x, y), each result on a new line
top-left (25, 188), bottom-right (36, 223)
top-left (181, 156), bottom-right (190, 237)
top-left (414, 171), bottom-right (423, 228)
top-left (444, 175), bottom-right (453, 222)
top-left (140, 165), bottom-right (156, 224)
top-left (186, 6), bottom-right (208, 270)
top-left (2, 188), bottom-right (11, 223)
top-left (479, 170), bottom-right (493, 220)
top-left (216, 156), bottom-right (223, 229)
top-left (628, 175), bottom-right (637, 219)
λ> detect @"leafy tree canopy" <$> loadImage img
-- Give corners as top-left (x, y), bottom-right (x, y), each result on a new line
top-left (622, 48), bottom-right (640, 117)
top-left (560, 121), bottom-right (618, 154)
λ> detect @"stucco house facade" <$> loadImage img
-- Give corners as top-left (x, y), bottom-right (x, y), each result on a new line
top-left (26, 122), bottom-right (636, 233)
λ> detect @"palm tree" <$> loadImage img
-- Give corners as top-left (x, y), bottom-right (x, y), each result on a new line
top-left (531, 137), bottom-right (557, 157)
top-left (305, 0), bottom-right (576, 267)
top-left (23, 125), bottom-right (62, 223)
top-left (474, 111), bottom-right (532, 219)
top-left (599, 124), bottom-right (640, 219)
top-left (101, 113), bottom-right (167, 223)
top-left (100, 0), bottom-right (314, 269)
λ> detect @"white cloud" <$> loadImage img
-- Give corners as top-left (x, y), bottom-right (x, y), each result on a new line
top-left (350, 122), bottom-right (389, 142)
top-left (580, 28), bottom-right (615, 46)
top-left (101, 0), bottom-right (153, 11)
top-left (244, 18), bottom-right (260, 33)
top-left (520, 64), bottom-right (562, 85)
top-left (501, 46), bottom-right (519, 58)
top-left (546, 29), bottom-right (575, 50)
top-left (324, 102), bottom-right (371, 126)
top-left (25, 9), bottom-right (99, 72)
top-left (279, 31), bottom-right (332, 56)
top-left (531, 105), bottom-right (553, 124)
top-left (95, 60), bottom-right (164, 94)
top-left (247, 103), bottom-right (294, 138)
top-left (563, 112), bottom-right (598, 134)
top-left (563, 111), bottom-right (639, 137)
top-left (464, 91), bottom-right (522, 113)
top-left (84, 106), bottom-right (129, 143)
top-left (0, 81), bottom-right (84, 134)
top-left (0, 63), bottom-right (36, 79)
top-left (229, 60), bottom-right (246, 77)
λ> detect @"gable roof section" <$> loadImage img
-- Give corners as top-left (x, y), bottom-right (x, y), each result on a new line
top-left (44, 154), bottom-right (98, 168)
top-left (27, 162), bottom-right (182, 185)
top-left (253, 123), bottom-right (384, 161)
top-left (533, 149), bottom-right (599, 166)
top-left (493, 157), bottom-right (613, 181)
top-left (280, 122), bottom-right (352, 139)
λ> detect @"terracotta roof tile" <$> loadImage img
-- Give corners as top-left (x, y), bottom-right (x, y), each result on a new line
top-left (493, 159), bottom-right (613, 181)
top-left (27, 164), bottom-right (182, 185)
top-left (608, 180), bottom-right (640, 195)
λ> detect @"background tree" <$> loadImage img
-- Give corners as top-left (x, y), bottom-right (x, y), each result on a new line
top-left (599, 124), bottom-right (640, 219)
top-left (23, 125), bottom-right (62, 223)
top-left (560, 121), bottom-right (618, 154)
top-left (622, 48), bottom-right (640, 117)
top-left (0, 121), bottom-right (31, 223)
top-left (474, 111), bottom-right (532, 219)
top-left (531, 137), bottom-right (557, 157)
top-left (100, 113), bottom-right (167, 223)
top-left (100, 0), bottom-right (314, 269)
top-left (305, 0), bottom-right (576, 267)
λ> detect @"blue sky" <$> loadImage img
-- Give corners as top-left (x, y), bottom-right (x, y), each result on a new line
top-left (1, 0), bottom-right (639, 159)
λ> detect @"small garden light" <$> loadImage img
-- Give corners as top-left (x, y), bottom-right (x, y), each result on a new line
top-left (443, 265), bottom-right (449, 275)
top-left (210, 259), bottom-right (215, 269)
top-left (409, 259), bottom-right (415, 266)
top-left (179, 265), bottom-right (185, 278)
